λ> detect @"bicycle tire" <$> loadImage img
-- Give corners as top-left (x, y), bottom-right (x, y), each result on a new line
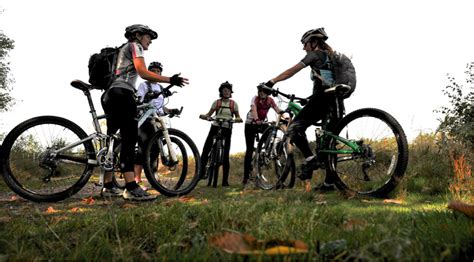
top-left (111, 171), bottom-right (126, 189)
top-left (208, 140), bottom-right (223, 187)
top-left (255, 126), bottom-right (295, 189)
top-left (144, 128), bottom-right (201, 197)
top-left (0, 116), bottom-right (95, 202)
top-left (327, 108), bottom-right (409, 197)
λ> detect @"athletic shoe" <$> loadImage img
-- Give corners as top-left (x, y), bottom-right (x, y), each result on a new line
top-left (100, 187), bottom-right (124, 197)
top-left (123, 187), bottom-right (157, 201)
top-left (313, 182), bottom-right (336, 192)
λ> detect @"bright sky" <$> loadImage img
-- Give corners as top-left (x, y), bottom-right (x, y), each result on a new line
top-left (1, 0), bottom-right (473, 153)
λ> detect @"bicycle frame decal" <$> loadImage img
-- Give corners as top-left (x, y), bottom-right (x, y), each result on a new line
top-left (318, 131), bottom-right (363, 155)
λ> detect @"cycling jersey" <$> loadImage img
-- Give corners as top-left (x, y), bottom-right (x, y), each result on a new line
top-left (300, 50), bottom-right (335, 94)
top-left (245, 95), bottom-right (276, 124)
top-left (136, 81), bottom-right (165, 115)
top-left (110, 42), bottom-right (145, 91)
top-left (211, 99), bottom-right (239, 128)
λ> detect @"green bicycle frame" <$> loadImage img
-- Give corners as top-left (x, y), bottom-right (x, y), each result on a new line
top-left (286, 99), bottom-right (363, 156)
top-left (318, 130), bottom-right (363, 155)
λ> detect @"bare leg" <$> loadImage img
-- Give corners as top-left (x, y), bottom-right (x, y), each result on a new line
top-left (134, 165), bottom-right (143, 183)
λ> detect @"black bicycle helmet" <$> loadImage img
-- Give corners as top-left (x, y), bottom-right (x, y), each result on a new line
top-left (257, 83), bottom-right (272, 95)
top-left (124, 24), bottom-right (158, 40)
top-left (148, 61), bottom-right (163, 71)
top-left (301, 27), bottom-right (328, 44)
top-left (219, 81), bottom-right (233, 96)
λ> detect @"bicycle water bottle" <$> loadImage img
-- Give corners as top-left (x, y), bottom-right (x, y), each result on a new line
top-left (288, 101), bottom-right (302, 116)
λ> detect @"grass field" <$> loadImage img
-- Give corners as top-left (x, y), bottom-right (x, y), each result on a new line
top-left (0, 133), bottom-right (472, 261)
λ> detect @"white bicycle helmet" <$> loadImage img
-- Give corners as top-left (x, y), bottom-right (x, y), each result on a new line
top-left (124, 24), bottom-right (158, 40)
top-left (301, 27), bottom-right (328, 44)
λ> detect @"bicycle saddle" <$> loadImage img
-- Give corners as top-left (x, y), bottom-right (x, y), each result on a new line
top-left (70, 79), bottom-right (94, 92)
top-left (324, 84), bottom-right (351, 97)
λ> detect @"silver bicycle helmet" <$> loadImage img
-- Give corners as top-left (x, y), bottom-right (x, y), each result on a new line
top-left (301, 27), bottom-right (328, 44)
top-left (124, 24), bottom-right (158, 40)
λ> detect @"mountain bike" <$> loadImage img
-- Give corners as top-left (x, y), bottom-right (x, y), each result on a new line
top-left (0, 80), bottom-right (200, 202)
top-left (254, 96), bottom-right (300, 190)
top-left (257, 85), bottom-right (409, 197)
top-left (199, 116), bottom-right (241, 187)
top-left (243, 122), bottom-right (275, 190)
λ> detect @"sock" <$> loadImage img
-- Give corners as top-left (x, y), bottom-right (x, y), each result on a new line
top-left (104, 182), bottom-right (114, 189)
top-left (125, 182), bottom-right (139, 191)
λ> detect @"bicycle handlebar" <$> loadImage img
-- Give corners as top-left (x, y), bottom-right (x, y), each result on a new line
top-left (199, 115), bottom-right (243, 123)
top-left (146, 84), bottom-right (176, 100)
top-left (260, 85), bottom-right (308, 105)
top-left (270, 87), bottom-right (308, 104)
top-left (167, 106), bottom-right (184, 118)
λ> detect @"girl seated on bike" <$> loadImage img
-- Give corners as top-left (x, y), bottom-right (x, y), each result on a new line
top-left (199, 81), bottom-right (243, 187)
top-left (243, 83), bottom-right (282, 185)
top-left (263, 28), bottom-right (345, 192)
top-left (134, 61), bottom-right (181, 191)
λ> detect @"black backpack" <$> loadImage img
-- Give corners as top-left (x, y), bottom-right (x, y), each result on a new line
top-left (313, 51), bottom-right (357, 98)
top-left (88, 44), bottom-right (125, 90)
top-left (330, 52), bottom-right (357, 98)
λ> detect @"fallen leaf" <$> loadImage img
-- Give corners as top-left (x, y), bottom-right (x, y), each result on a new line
top-left (448, 200), bottom-right (474, 219)
top-left (209, 231), bottom-right (252, 254)
top-left (121, 203), bottom-right (138, 209)
top-left (82, 196), bottom-right (95, 205)
top-left (209, 231), bottom-right (308, 255)
top-left (179, 196), bottom-right (196, 203)
top-left (383, 199), bottom-right (403, 204)
top-left (46, 206), bottom-right (59, 214)
top-left (70, 207), bottom-right (81, 213)
top-left (264, 246), bottom-right (308, 255)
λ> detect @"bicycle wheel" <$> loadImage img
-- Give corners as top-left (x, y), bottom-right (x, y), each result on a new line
top-left (255, 126), bottom-right (295, 189)
top-left (276, 139), bottom-right (296, 189)
top-left (0, 116), bottom-right (96, 202)
top-left (208, 140), bottom-right (223, 187)
top-left (111, 171), bottom-right (126, 189)
top-left (328, 108), bottom-right (409, 197)
top-left (144, 128), bottom-right (201, 197)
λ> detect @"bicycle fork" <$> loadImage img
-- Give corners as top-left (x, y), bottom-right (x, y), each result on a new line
top-left (152, 117), bottom-right (178, 168)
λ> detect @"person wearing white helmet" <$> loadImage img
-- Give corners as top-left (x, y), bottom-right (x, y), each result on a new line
top-left (262, 27), bottom-right (341, 192)
top-left (134, 61), bottom-right (181, 191)
top-left (101, 24), bottom-right (189, 200)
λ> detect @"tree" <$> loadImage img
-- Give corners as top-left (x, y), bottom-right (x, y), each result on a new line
top-left (437, 62), bottom-right (474, 148)
top-left (0, 10), bottom-right (15, 112)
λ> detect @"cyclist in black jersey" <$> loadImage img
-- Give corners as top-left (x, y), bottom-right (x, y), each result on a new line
top-left (101, 24), bottom-right (189, 200)
top-left (263, 28), bottom-right (342, 192)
